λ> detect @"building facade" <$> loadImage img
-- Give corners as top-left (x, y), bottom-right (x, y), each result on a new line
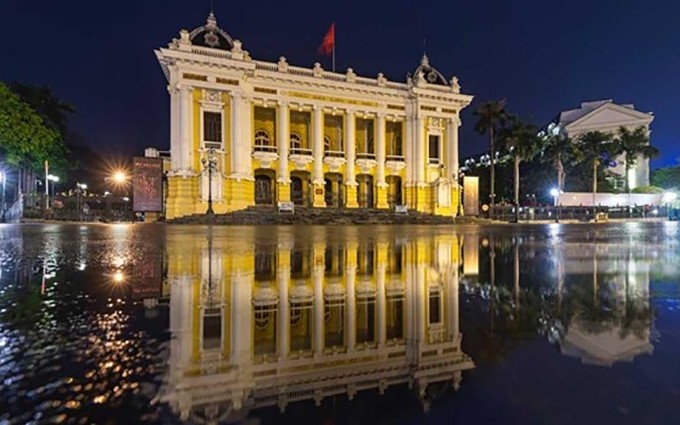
top-left (551, 100), bottom-right (654, 189)
top-left (155, 13), bottom-right (473, 219)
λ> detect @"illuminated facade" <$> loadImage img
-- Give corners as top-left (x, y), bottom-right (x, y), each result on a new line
top-left (155, 13), bottom-right (473, 219)
top-left (551, 100), bottom-right (654, 189)
top-left (159, 228), bottom-right (473, 422)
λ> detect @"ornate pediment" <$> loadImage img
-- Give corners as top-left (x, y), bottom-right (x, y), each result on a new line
top-left (565, 104), bottom-right (653, 133)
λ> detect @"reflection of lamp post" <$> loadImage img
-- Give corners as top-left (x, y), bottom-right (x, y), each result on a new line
top-left (201, 148), bottom-right (218, 217)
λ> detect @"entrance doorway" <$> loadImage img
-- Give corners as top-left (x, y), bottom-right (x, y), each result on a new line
top-left (387, 176), bottom-right (403, 208)
top-left (357, 174), bottom-right (374, 208)
top-left (324, 173), bottom-right (344, 207)
top-left (255, 170), bottom-right (275, 205)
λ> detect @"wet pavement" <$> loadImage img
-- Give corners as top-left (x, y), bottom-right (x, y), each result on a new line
top-left (0, 222), bottom-right (679, 424)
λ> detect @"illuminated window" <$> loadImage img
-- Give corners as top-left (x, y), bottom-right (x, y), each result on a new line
top-left (428, 134), bottom-right (440, 163)
top-left (254, 129), bottom-right (271, 147)
top-left (203, 111), bottom-right (222, 144)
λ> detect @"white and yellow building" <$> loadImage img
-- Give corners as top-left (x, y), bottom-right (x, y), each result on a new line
top-left (155, 13), bottom-right (473, 219)
top-left (159, 227), bottom-right (473, 421)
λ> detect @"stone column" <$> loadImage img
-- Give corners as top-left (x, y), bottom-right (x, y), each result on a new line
top-left (344, 110), bottom-right (358, 208)
top-left (414, 116), bottom-right (426, 211)
top-left (179, 85), bottom-right (194, 173)
top-left (404, 117), bottom-right (415, 208)
top-left (230, 93), bottom-right (243, 177)
top-left (312, 106), bottom-right (326, 207)
top-left (376, 113), bottom-right (389, 208)
top-left (241, 96), bottom-right (254, 179)
top-left (168, 85), bottom-right (180, 171)
top-left (277, 101), bottom-right (291, 202)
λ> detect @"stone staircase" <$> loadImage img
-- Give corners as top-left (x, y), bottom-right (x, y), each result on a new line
top-left (168, 205), bottom-right (457, 225)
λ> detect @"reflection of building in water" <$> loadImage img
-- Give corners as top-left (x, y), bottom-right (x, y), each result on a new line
top-left (160, 228), bottom-right (473, 422)
top-left (554, 242), bottom-right (654, 366)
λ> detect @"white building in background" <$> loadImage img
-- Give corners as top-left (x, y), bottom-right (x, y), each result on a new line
top-left (551, 100), bottom-right (654, 189)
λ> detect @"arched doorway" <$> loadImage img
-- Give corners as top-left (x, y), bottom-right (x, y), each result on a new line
top-left (254, 170), bottom-right (276, 205)
top-left (387, 176), bottom-right (403, 208)
top-left (324, 172), bottom-right (344, 208)
top-left (290, 171), bottom-right (311, 206)
top-left (357, 174), bottom-right (374, 208)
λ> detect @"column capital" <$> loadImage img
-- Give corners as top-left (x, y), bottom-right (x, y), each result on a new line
top-left (277, 99), bottom-right (289, 107)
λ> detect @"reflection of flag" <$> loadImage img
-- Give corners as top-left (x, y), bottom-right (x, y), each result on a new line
top-left (318, 23), bottom-right (335, 56)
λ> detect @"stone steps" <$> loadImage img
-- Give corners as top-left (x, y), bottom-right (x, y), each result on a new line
top-left (168, 205), bottom-right (456, 225)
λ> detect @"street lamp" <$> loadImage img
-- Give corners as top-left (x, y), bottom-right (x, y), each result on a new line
top-left (46, 174), bottom-right (60, 210)
top-left (0, 170), bottom-right (6, 223)
top-left (201, 148), bottom-right (218, 217)
top-left (550, 187), bottom-right (560, 223)
top-left (457, 170), bottom-right (465, 218)
top-left (76, 182), bottom-right (87, 221)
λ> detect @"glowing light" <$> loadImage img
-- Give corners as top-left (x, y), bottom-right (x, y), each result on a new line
top-left (662, 192), bottom-right (677, 203)
top-left (47, 174), bottom-right (60, 182)
top-left (550, 188), bottom-right (559, 197)
top-left (112, 271), bottom-right (125, 283)
top-left (77, 182), bottom-right (87, 190)
top-left (113, 171), bottom-right (127, 184)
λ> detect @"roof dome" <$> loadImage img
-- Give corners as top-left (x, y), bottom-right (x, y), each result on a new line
top-left (409, 53), bottom-right (448, 86)
top-left (189, 12), bottom-right (234, 50)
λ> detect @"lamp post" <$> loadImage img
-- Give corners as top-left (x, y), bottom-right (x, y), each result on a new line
top-left (457, 170), bottom-right (465, 218)
top-left (76, 183), bottom-right (87, 221)
top-left (201, 148), bottom-right (218, 218)
top-left (46, 174), bottom-right (60, 211)
top-left (0, 169), bottom-right (6, 223)
top-left (550, 188), bottom-right (560, 223)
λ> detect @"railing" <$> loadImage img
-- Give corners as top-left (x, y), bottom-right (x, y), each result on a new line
top-left (290, 147), bottom-right (313, 156)
top-left (386, 155), bottom-right (405, 162)
top-left (253, 145), bottom-right (277, 153)
top-left (356, 152), bottom-right (376, 160)
top-left (324, 150), bottom-right (345, 158)
top-left (488, 205), bottom-right (670, 222)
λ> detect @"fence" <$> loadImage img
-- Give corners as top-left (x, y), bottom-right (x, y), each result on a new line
top-left (20, 192), bottom-right (135, 222)
top-left (490, 205), bottom-right (669, 222)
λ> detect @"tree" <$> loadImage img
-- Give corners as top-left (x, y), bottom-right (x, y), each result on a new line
top-left (0, 82), bottom-right (62, 169)
top-left (651, 165), bottom-right (680, 190)
top-left (474, 100), bottom-right (508, 218)
top-left (10, 83), bottom-right (75, 138)
top-left (613, 126), bottom-right (659, 194)
top-left (499, 118), bottom-right (541, 222)
top-left (576, 131), bottom-right (613, 208)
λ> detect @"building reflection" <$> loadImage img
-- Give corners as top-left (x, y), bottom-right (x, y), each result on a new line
top-left (160, 228), bottom-right (473, 423)
top-left (461, 233), bottom-right (656, 368)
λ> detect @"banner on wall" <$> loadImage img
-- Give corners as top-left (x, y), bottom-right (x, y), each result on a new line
top-left (133, 157), bottom-right (164, 212)
top-left (463, 176), bottom-right (479, 216)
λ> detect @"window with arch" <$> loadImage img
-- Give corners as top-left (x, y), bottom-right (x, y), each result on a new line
top-left (254, 129), bottom-right (275, 152)
top-left (290, 132), bottom-right (309, 155)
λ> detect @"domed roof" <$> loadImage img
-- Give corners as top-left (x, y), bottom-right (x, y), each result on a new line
top-left (189, 12), bottom-right (234, 50)
top-left (409, 53), bottom-right (448, 86)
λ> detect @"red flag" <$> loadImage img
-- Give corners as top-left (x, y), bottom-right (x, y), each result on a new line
top-left (318, 23), bottom-right (335, 56)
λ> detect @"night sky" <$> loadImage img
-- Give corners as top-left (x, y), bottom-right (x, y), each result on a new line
top-left (2, 0), bottom-right (678, 167)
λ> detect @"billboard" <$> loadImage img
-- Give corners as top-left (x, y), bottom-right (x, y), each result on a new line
top-left (133, 157), bottom-right (163, 212)
top-left (463, 176), bottom-right (479, 216)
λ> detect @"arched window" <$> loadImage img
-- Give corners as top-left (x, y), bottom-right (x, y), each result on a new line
top-left (290, 132), bottom-right (305, 154)
top-left (254, 129), bottom-right (273, 152)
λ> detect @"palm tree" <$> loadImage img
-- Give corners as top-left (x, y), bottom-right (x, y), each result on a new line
top-left (499, 118), bottom-right (541, 222)
top-left (613, 126), bottom-right (659, 193)
top-left (577, 131), bottom-right (612, 209)
top-left (474, 100), bottom-right (508, 218)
